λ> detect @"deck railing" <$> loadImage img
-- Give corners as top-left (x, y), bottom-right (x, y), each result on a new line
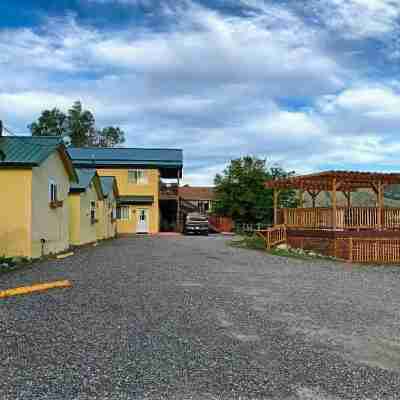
top-left (257, 225), bottom-right (286, 249)
top-left (279, 207), bottom-right (400, 230)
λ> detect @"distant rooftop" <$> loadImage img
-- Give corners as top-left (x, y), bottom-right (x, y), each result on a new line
top-left (179, 186), bottom-right (215, 200)
top-left (68, 147), bottom-right (183, 179)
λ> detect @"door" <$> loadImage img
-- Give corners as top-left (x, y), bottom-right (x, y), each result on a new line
top-left (137, 209), bottom-right (149, 233)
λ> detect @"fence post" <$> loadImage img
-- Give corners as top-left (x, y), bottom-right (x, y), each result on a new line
top-left (348, 237), bottom-right (353, 263)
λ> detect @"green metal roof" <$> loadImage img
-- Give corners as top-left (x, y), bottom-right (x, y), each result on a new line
top-left (0, 136), bottom-right (78, 182)
top-left (68, 147), bottom-right (183, 179)
top-left (0, 136), bottom-right (63, 165)
top-left (99, 176), bottom-right (118, 197)
top-left (70, 168), bottom-right (104, 199)
top-left (70, 169), bottom-right (96, 191)
top-left (117, 195), bottom-right (154, 205)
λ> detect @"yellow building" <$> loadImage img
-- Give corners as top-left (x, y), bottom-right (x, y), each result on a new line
top-left (0, 136), bottom-right (78, 258)
top-left (97, 176), bottom-right (119, 240)
top-left (68, 148), bottom-right (183, 234)
top-left (68, 169), bottom-right (104, 246)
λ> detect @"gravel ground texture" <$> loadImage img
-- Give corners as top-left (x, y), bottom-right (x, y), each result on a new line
top-left (2, 235), bottom-right (400, 400)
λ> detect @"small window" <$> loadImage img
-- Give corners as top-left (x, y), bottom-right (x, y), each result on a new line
top-left (128, 169), bottom-right (148, 185)
top-left (90, 201), bottom-right (96, 224)
top-left (117, 206), bottom-right (130, 220)
top-left (49, 179), bottom-right (58, 202)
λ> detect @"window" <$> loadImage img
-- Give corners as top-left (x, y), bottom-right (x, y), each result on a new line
top-left (90, 201), bottom-right (96, 224)
top-left (49, 179), bottom-right (58, 202)
top-left (128, 169), bottom-right (148, 185)
top-left (117, 206), bottom-right (130, 220)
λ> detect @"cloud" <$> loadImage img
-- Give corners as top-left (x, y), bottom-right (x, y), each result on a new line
top-left (319, 85), bottom-right (400, 119)
top-left (304, 0), bottom-right (400, 40)
top-left (0, 0), bottom-right (399, 183)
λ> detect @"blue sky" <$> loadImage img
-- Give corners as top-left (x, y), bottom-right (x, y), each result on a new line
top-left (1, 0), bottom-right (400, 184)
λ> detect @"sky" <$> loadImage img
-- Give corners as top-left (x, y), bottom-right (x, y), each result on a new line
top-left (1, 0), bottom-right (400, 185)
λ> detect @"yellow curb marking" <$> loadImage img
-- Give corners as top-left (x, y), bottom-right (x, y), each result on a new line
top-left (56, 252), bottom-right (74, 259)
top-left (0, 280), bottom-right (72, 299)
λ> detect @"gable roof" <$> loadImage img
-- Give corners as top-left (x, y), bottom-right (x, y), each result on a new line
top-left (68, 147), bottom-right (183, 179)
top-left (0, 136), bottom-right (78, 181)
top-left (70, 168), bottom-right (104, 199)
top-left (265, 170), bottom-right (400, 192)
top-left (99, 176), bottom-right (119, 198)
top-left (179, 186), bottom-right (215, 200)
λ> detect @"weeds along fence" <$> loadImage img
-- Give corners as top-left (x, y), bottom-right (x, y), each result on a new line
top-left (234, 222), bottom-right (271, 235)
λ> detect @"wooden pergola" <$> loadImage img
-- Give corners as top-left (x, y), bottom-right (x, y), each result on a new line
top-left (265, 171), bottom-right (400, 230)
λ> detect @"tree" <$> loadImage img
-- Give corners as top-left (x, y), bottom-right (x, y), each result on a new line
top-left (213, 156), bottom-right (297, 224)
top-left (67, 101), bottom-right (97, 147)
top-left (97, 126), bottom-right (125, 147)
top-left (29, 101), bottom-right (125, 147)
top-left (29, 108), bottom-right (68, 137)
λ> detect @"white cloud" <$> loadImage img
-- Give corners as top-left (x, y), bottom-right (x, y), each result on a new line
top-left (305, 0), bottom-right (400, 40)
top-left (0, 1), bottom-right (399, 183)
top-left (319, 85), bottom-right (400, 120)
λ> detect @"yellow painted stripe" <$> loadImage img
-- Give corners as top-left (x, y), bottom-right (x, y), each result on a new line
top-left (0, 280), bottom-right (72, 299)
top-left (56, 252), bottom-right (74, 259)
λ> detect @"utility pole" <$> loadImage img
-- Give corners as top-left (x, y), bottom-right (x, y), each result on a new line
top-left (0, 120), bottom-right (3, 136)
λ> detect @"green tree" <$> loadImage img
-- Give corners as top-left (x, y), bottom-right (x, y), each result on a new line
top-left (97, 126), bottom-right (125, 147)
top-left (29, 108), bottom-right (68, 137)
top-left (29, 101), bottom-right (126, 147)
top-left (213, 156), bottom-right (297, 224)
top-left (67, 101), bottom-right (97, 147)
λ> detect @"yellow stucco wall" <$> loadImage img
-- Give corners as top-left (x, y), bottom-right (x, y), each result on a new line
top-left (69, 184), bottom-right (99, 246)
top-left (31, 152), bottom-right (71, 258)
top-left (80, 183), bottom-right (99, 245)
top-left (96, 199), bottom-right (106, 241)
top-left (68, 194), bottom-right (81, 246)
top-left (98, 194), bottom-right (117, 239)
top-left (0, 169), bottom-right (32, 257)
top-left (96, 168), bottom-right (160, 234)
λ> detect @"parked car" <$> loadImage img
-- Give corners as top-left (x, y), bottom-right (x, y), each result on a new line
top-left (184, 212), bottom-right (209, 235)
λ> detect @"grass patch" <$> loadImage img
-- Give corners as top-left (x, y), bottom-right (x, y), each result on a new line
top-left (0, 256), bottom-right (31, 275)
top-left (230, 234), bottom-right (338, 262)
top-left (230, 234), bottom-right (268, 251)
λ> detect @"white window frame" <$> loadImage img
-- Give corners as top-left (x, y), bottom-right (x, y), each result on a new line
top-left (117, 206), bottom-right (130, 220)
top-left (128, 169), bottom-right (148, 185)
top-left (49, 179), bottom-right (58, 202)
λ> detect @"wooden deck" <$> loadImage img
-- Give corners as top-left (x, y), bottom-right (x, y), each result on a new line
top-left (277, 207), bottom-right (400, 230)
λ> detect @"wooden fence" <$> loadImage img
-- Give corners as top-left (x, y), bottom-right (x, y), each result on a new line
top-left (279, 207), bottom-right (400, 230)
top-left (208, 215), bottom-right (234, 233)
top-left (257, 225), bottom-right (286, 249)
top-left (349, 238), bottom-right (400, 263)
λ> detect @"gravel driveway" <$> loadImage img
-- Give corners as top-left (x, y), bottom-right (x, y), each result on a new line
top-left (2, 235), bottom-right (400, 399)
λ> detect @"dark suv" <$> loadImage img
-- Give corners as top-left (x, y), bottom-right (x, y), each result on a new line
top-left (184, 212), bottom-right (209, 236)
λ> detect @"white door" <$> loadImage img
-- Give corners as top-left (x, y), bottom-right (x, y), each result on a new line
top-left (137, 209), bottom-right (149, 233)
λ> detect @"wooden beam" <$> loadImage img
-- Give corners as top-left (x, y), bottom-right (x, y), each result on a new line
top-left (306, 190), bottom-right (321, 208)
top-left (377, 181), bottom-right (384, 229)
top-left (332, 178), bottom-right (337, 230)
top-left (342, 191), bottom-right (351, 208)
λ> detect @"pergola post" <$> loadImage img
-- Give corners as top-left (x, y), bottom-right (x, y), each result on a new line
top-left (332, 178), bottom-right (337, 230)
top-left (273, 189), bottom-right (279, 226)
top-left (299, 190), bottom-right (304, 208)
top-left (307, 190), bottom-right (320, 208)
top-left (377, 181), bottom-right (384, 229)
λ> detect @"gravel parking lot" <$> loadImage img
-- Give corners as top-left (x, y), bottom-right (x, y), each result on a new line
top-left (2, 235), bottom-right (400, 399)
